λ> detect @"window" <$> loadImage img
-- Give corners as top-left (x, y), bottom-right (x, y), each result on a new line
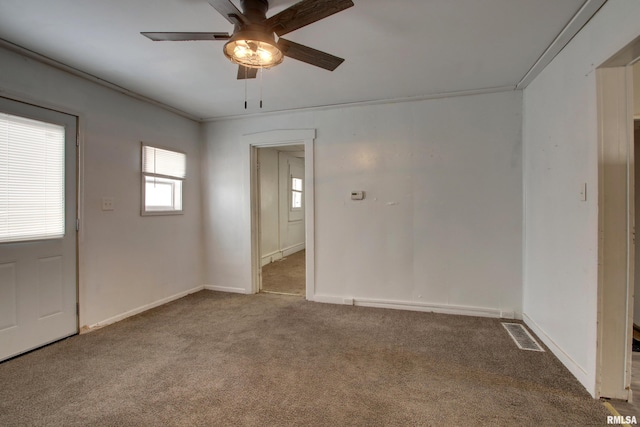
top-left (0, 112), bottom-right (65, 243)
top-left (291, 177), bottom-right (303, 209)
top-left (141, 144), bottom-right (186, 215)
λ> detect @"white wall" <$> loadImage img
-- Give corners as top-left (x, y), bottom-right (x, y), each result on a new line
top-left (202, 90), bottom-right (523, 316)
top-left (0, 46), bottom-right (204, 329)
top-left (522, 0), bottom-right (640, 396)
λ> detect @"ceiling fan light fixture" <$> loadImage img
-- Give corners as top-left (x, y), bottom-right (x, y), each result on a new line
top-left (223, 31), bottom-right (283, 69)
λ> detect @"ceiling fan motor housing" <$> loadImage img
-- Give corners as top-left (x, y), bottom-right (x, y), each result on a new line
top-left (240, 0), bottom-right (269, 22)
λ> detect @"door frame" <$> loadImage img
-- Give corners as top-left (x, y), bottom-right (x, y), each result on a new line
top-left (245, 129), bottom-right (316, 298)
top-left (0, 90), bottom-right (85, 328)
top-left (595, 47), bottom-right (638, 399)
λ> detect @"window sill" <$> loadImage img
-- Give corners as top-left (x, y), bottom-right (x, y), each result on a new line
top-left (140, 210), bottom-right (184, 217)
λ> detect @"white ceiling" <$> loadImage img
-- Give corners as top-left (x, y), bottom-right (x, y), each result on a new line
top-left (0, 0), bottom-right (590, 120)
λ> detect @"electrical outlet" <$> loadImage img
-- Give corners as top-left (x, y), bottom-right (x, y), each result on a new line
top-left (102, 197), bottom-right (114, 211)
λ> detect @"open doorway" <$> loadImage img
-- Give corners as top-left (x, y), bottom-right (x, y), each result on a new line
top-left (596, 39), bottom-right (640, 405)
top-left (246, 129), bottom-right (316, 300)
top-left (632, 64), bottom-right (640, 356)
top-left (258, 146), bottom-right (306, 296)
top-left (606, 66), bottom-right (640, 418)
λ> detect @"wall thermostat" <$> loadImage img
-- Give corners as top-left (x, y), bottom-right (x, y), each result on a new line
top-left (351, 191), bottom-right (365, 200)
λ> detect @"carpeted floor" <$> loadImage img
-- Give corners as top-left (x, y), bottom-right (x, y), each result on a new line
top-left (261, 250), bottom-right (305, 295)
top-left (0, 291), bottom-right (610, 426)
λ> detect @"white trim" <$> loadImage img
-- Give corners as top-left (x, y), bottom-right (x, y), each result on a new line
top-left (81, 285), bottom-right (204, 333)
top-left (600, 35), bottom-right (640, 68)
top-left (594, 66), bottom-right (635, 401)
top-left (312, 294), bottom-right (506, 318)
top-left (261, 243), bottom-right (305, 266)
top-left (244, 129), bottom-right (316, 144)
top-left (516, 0), bottom-right (607, 89)
top-left (283, 242), bottom-right (305, 257)
top-left (261, 250), bottom-right (284, 266)
top-left (205, 86), bottom-right (516, 122)
top-left (523, 313), bottom-right (591, 393)
top-left (204, 285), bottom-right (248, 294)
top-left (312, 294), bottom-right (354, 305)
top-left (354, 298), bottom-right (502, 318)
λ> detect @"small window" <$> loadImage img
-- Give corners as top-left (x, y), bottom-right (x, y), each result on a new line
top-left (291, 177), bottom-right (303, 209)
top-left (141, 144), bottom-right (186, 215)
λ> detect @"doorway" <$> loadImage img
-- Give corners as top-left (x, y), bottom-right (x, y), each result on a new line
top-left (258, 146), bottom-right (306, 296)
top-left (0, 96), bottom-right (78, 362)
top-left (601, 74), bottom-right (640, 418)
top-left (246, 129), bottom-right (316, 299)
top-left (596, 34), bottom-right (640, 401)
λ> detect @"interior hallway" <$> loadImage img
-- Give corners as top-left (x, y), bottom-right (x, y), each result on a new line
top-left (261, 250), bottom-right (305, 296)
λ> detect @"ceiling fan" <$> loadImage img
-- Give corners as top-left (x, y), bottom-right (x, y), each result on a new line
top-left (142, 0), bottom-right (354, 79)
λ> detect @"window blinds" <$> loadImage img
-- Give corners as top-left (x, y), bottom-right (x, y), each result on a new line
top-left (0, 113), bottom-right (65, 243)
top-left (142, 145), bottom-right (186, 179)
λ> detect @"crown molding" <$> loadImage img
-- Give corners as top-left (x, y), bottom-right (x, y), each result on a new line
top-left (516, 0), bottom-right (608, 89)
top-left (0, 38), bottom-right (201, 122)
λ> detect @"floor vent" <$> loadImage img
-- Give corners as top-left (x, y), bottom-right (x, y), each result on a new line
top-left (502, 323), bottom-right (544, 352)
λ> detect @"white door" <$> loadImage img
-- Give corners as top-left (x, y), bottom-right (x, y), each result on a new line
top-left (0, 97), bottom-right (78, 362)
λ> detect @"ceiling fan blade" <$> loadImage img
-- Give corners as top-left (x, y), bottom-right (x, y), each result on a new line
top-left (277, 38), bottom-right (345, 71)
top-left (266, 0), bottom-right (354, 36)
top-left (237, 66), bottom-right (258, 80)
top-left (207, 0), bottom-right (249, 26)
top-left (141, 32), bottom-right (231, 41)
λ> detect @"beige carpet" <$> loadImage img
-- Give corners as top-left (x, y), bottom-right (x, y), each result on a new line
top-left (261, 250), bottom-right (305, 295)
top-left (0, 291), bottom-right (610, 426)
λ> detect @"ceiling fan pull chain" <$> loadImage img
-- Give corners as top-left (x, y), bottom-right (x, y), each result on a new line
top-left (244, 66), bottom-right (248, 109)
top-left (260, 67), bottom-right (263, 109)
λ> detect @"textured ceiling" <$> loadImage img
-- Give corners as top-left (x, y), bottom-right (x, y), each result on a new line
top-left (0, 0), bottom-right (588, 120)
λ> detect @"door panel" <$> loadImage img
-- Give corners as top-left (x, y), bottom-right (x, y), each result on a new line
top-left (0, 97), bottom-right (77, 362)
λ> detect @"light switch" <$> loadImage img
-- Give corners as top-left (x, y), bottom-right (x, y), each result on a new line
top-left (580, 183), bottom-right (587, 202)
top-left (102, 197), bottom-right (115, 211)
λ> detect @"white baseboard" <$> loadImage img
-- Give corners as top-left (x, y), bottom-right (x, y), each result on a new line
top-left (204, 285), bottom-right (248, 294)
top-left (282, 243), bottom-right (305, 257)
top-left (354, 298), bottom-right (503, 318)
top-left (81, 285), bottom-right (205, 333)
top-left (311, 294), bottom-right (504, 318)
top-left (523, 313), bottom-right (592, 396)
top-left (261, 251), bottom-right (283, 267)
top-left (261, 243), bottom-right (305, 267)
top-left (312, 294), bottom-right (354, 305)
